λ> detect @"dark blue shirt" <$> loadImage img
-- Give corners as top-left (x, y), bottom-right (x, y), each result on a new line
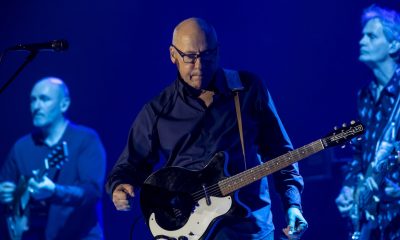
top-left (343, 69), bottom-right (400, 235)
top-left (106, 69), bottom-right (304, 239)
top-left (0, 123), bottom-right (106, 240)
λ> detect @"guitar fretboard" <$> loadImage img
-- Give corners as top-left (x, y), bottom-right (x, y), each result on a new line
top-left (218, 139), bottom-right (325, 195)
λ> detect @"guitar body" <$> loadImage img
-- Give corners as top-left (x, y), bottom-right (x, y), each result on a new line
top-left (6, 176), bottom-right (30, 240)
top-left (5, 141), bottom-right (68, 240)
top-left (140, 152), bottom-right (246, 240)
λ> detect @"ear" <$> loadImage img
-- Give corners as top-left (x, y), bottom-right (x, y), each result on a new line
top-left (389, 41), bottom-right (400, 54)
top-left (60, 97), bottom-right (71, 113)
top-left (170, 46), bottom-right (177, 64)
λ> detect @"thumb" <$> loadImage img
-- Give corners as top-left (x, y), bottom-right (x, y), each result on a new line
top-left (288, 210), bottom-right (296, 232)
top-left (122, 184), bottom-right (134, 197)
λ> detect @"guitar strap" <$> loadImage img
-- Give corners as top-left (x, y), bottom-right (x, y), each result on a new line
top-left (223, 69), bottom-right (247, 170)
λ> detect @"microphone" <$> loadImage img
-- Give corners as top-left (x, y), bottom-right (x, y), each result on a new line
top-left (7, 40), bottom-right (69, 52)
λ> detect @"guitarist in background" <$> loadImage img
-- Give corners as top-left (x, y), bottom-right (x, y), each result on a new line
top-left (335, 4), bottom-right (400, 240)
top-left (0, 77), bottom-right (106, 240)
top-left (106, 17), bottom-right (307, 239)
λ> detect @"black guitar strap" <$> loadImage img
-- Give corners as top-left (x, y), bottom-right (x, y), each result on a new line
top-left (223, 69), bottom-right (247, 170)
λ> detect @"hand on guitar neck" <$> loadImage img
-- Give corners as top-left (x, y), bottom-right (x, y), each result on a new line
top-left (27, 174), bottom-right (56, 200)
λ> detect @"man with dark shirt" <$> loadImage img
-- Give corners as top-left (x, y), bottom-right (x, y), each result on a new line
top-left (335, 5), bottom-right (400, 240)
top-left (0, 77), bottom-right (106, 240)
top-left (106, 18), bottom-right (307, 239)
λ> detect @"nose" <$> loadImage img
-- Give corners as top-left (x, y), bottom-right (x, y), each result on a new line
top-left (31, 99), bottom-right (41, 113)
top-left (194, 56), bottom-right (204, 69)
top-left (359, 35), bottom-right (367, 46)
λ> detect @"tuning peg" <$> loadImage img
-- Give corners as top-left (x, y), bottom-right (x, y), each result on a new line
top-left (334, 126), bottom-right (338, 130)
top-left (357, 137), bottom-right (363, 141)
top-left (342, 123), bottom-right (347, 128)
top-left (350, 120), bottom-right (356, 125)
top-left (341, 145), bottom-right (346, 149)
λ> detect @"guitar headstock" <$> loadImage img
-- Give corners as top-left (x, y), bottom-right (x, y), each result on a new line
top-left (322, 121), bottom-right (365, 148)
top-left (44, 141), bottom-right (68, 170)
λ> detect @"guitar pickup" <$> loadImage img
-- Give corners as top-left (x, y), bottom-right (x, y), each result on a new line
top-left (202, 184), bottom-right (211, 206)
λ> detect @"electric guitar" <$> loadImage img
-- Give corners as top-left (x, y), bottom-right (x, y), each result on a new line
top-left (6, 141), bottom-right (68, 240)
top-left (140, 122), bottom-right (365, 240)
top-left (349, 147), bottom-right (400, 240)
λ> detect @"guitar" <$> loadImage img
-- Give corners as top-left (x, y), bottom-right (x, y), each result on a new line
top-left (349, 147), bottom-right (400, 239)
top-left (140, 122), bottom-right (365, 240)
top-left (349, 92), bottom-right (400, 240)
top-left (6, 141), bottom-right (68, 240)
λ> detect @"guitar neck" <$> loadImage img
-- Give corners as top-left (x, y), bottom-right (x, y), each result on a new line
top-left (34, 168), bottom-right (49, 181)
top-left (219, 139), bottom-right (325, 195)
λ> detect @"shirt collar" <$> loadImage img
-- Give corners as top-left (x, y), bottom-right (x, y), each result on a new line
top-left (368, 67), bottom-right (400, 98)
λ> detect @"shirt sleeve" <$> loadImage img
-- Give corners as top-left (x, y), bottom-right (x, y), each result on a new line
top-left (49, 130), bottom-right (106, 207)
top-left (105, 104), bottom-right (160, 196)
top-left (254, 78), bottom-right (304, 212)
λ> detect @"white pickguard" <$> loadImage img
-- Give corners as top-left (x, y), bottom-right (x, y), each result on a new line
top-left (149, 196), bottom-right (232, 240)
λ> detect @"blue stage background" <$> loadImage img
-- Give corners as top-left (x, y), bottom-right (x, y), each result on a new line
top-left (1, 0), bottom-right (399, 239)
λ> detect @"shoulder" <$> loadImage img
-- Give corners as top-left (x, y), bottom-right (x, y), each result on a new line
top-left (144, 81), bottom-right (178, 115)
top-left (13, 133), bottom-right (34, 150)
top-left (234, 70), bottom-right (267, 93)
top-left (67, 122), bottom-right (101, 141)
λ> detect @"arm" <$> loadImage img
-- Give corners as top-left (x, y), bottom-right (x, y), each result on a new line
top-left (0, 145), bottom-right (20, 204)
top-left (253, 78), bottom-right (306, 235)
top-left (30, 130), bottom-right (106, 206)
top-left (105, 105), bottom-right (160, 210)
top-left (254, 82), bottom-right (304, 211)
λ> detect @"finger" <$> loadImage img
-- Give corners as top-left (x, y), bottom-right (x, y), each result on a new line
top-left (296, 221), bottom-right (308, 233)
top-left (0, 186), bottom-right (16, 193)
top-left (288, 217), bottom-right (296, 233)
top-left (114, 200), bottom-right (133, 211)
top-left (385, 187), bottom-right (394, 195)
top-left (0, 196), bottom-right (13, 203)
top-left (365, 178), bottom-right (373, 191)
top-left (369, 178), bottom-right (378, 190)
top-left (1, 182), bottom-right (16, 189)
top-left (113, 190), bottom-right (130, 201)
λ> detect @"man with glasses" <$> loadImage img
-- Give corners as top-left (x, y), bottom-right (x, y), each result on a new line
top-left (106, 17), bottom-right (307, 240)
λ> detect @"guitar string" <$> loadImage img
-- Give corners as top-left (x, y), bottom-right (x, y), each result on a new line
top-left (191, 126), bottom-right (362, 201)
top-left (191, 141), bottom-right (322, 200)
top-left (190, 141), bottom-right (324, 201)
top-left (190, 129), bottom-right (360, 201)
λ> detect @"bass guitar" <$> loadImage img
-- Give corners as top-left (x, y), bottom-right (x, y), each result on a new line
top-left (6, 141), bottom-right (68, 240)
top-left (140, 122), bottom-right (365, 240)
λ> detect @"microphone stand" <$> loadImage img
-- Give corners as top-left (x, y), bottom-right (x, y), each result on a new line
top-left (0, 50), bottom-right (38, 94)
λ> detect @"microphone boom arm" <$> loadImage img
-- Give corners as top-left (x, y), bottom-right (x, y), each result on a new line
top-left (0, 50), bottom-right (38, 94)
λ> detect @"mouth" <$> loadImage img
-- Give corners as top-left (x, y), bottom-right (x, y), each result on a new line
top-left (33, 113), bottom-right (45, 118)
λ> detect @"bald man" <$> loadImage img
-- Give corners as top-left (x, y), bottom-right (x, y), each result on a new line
top-left (0, 77), bottom-right (106, 240)
top-left (106, 18), bottom-right (307, 240)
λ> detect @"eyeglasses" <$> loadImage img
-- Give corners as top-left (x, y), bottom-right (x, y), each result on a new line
top-left (171, 44), bottom-right (218, 64)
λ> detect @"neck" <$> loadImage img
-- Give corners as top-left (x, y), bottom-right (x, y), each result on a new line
top-left (368, 60), bottom-right (398, 99)
top-left (198, 90), bottom-right (215, 107)
top-left (41, 118), bottom-right (69, 146)
top-left (370, 60), bottom-right (398, 87)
